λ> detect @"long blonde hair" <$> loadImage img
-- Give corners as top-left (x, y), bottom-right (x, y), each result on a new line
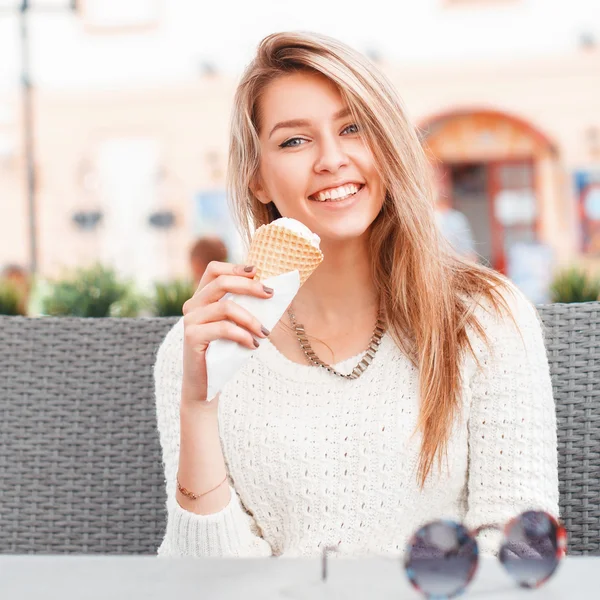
top-left (227, 31), bottom-right (517, 489)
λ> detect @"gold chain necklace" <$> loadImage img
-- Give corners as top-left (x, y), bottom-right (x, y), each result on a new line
top-left (286, 304), bottom-right (386, 380)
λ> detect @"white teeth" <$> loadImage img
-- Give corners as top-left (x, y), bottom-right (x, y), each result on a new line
top-left (312, 183), bottom-right (362, 202)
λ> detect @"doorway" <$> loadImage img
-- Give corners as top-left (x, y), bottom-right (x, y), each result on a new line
top-left (421, 108), bottom-right (556, 274)
top-left (445, 160), bottom-right (538, 273)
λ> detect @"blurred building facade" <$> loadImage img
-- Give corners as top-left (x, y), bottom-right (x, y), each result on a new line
top-left (0, 79), bottom-right (240, 291)
top-left (0, 0), bottom-right (599, 292)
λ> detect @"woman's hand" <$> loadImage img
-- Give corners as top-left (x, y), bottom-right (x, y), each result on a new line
top-left (180, 261), bottom-right (274, 407)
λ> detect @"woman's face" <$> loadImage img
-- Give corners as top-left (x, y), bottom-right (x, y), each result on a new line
top-left (252, 71), bottom-right (385, 244)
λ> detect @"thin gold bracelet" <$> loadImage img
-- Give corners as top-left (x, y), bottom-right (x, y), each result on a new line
top-left (176, 473), bottom-right (228, 500)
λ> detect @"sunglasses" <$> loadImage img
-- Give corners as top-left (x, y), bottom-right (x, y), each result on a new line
top-left (404, 510), bottom-right (567, 598)
top-left (320, 510), bottom-right (566, 599)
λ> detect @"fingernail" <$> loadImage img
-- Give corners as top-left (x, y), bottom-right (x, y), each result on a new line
top-left (263, 285), bottom-right (274, 294)
top-left (244, 265), bottom-right (255, 273)
top-left (253, 338), bottom-right (260, 348)
top-left (261, 325), bottom-right (270, 337)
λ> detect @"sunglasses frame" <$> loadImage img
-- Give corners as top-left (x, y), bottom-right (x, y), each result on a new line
top-left (403, 510), bottom-right (567, 598)
top-left (319, 511), bottom-right (566, 596)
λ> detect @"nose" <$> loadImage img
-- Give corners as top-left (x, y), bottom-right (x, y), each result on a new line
top-left (313, 133), bottom-right (349, 173)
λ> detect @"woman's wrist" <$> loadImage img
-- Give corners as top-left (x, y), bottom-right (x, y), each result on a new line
top-left (180, 402), bottom-right (219, 431)
top-left (176, 471), bottom-right (228, 500)
top-left (180, 385), bottom-right (218, 415)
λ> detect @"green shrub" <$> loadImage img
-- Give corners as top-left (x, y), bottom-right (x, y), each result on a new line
top-left (550, 267), bottom-right (600, 303)
top-left (109, 284), bottom-right (154, 318)
top-left (0, 279), bottom-right (25, 315)
top-left (151, 279), bottom-right (195, 317)
top-left (42, 263), bottom-right (145, 317)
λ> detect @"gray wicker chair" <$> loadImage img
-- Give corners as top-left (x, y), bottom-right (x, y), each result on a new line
top-left (0, 304), bottom-right (598, 555)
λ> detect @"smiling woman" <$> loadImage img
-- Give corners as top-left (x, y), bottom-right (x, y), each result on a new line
top-left (154, 31), bottom-right (559, 562)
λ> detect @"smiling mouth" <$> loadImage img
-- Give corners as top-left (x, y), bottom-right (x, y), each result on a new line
top-left (308, 184), bottom-right (365, 202)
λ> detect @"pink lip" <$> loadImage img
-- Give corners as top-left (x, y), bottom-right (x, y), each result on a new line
top-left (309, 183), bottom-right (366, 209)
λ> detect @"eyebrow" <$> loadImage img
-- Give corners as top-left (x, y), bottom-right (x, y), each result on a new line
top-left (268, 107), bottom-right (352, 140)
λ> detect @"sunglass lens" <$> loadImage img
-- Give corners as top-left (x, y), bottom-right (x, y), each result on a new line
top-left (405, 520), bottom-right (478, 598)
top-left (500, 511), bottom-right (561, 588)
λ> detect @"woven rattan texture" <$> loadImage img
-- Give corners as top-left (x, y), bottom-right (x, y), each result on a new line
top-left (0, 316), bottom-right (178, 554)
top-left (537, 303), bottom-right (600, 555)
top-left (0, 304), bottom-right (598, 554)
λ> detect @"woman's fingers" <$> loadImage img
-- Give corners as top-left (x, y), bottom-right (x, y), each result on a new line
top-left (180, 260), bottom-right (272, 401)
top-left (180, 259), bottom-right (275, 377)
top-left (185, 319), bottom-right (260, 352)
top-left (199, 261), bottom-right (255, 290)
top-left (185, 299), bottom-right (270, 342)
top-left (195, 274), bottom-right (274, 306)
top-left (182, 262), bottom-right (273, 314)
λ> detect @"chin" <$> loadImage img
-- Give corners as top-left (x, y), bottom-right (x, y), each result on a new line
top-left (315, 223), bottom-right (374, 244)
top-left (306, 201), bottom-right (382, 239)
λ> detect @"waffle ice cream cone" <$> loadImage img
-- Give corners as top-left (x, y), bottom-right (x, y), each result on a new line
top-left (246, 218), bottom-right (323, 286)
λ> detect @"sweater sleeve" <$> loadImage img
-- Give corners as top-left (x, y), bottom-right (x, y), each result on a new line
top-left (153, 318), bottom-right (273, 558)
top-left (464, 283), bottom-right (560, 557)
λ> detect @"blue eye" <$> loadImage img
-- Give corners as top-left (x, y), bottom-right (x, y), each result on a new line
top-left (279, 137), bottom-right (305, 148)
top-left (278, 124), bottom-right (360, 148)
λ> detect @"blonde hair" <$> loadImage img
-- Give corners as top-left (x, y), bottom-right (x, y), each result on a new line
top-left (227, 31), bottom-right (518, 488)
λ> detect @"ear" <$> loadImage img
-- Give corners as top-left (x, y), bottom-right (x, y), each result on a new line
top-left (250, 174), bottom-right (271, 206)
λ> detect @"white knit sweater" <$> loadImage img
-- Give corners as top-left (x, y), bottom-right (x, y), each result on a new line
top-left (154, 282), bottom-right (559, 558)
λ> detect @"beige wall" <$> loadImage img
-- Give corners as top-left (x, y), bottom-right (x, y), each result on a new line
top-left (1, 49), bottom-right (599, 283)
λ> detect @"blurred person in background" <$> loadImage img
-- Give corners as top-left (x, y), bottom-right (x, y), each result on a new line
top-left (189, 236), bottom-right (229, 287)
top-left (432, 163), bottom-right (478, 263)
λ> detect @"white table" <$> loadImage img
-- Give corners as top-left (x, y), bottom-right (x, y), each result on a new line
top-left (0, 555), bottom-right (597, 599)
